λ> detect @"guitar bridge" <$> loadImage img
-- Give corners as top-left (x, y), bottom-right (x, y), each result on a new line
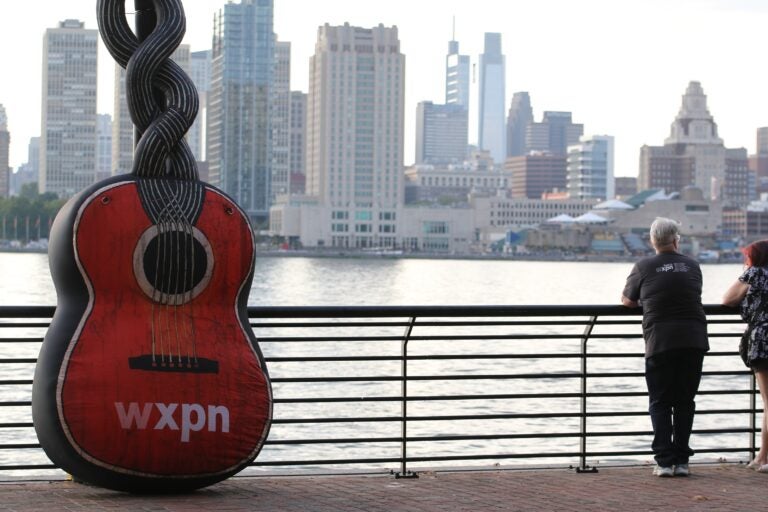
top-left (128, 355), bottom-right (219, 374)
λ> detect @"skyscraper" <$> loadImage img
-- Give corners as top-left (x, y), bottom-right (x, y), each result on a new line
top-left (111, 63), bottom-right (133, 176)
top-left (289, 90), bottom-right (307, 193)
top-left (527, 111), bottom-right (583, 156)
top-left (506, 92), bottom-right (533, 158)
top-left (477, 33), bottom-right (506, 163)
top-left (96, 114), bottom-right (112, 182)
top-left (567, 135), bottom-right (615, 200)
top-left (415, 101), bottom-right (468, 164)
top-left (208, 0), bottom-right (274, 224)
top-left (189, 49), bottom-right (212, 162)
top-left (271, 40), bottom-right (291, 201)
top-left (0, 105), bottom-right (9, 198)
top-left (40, 19), bottom-right (98, 198)
top-left (306, 23), bottom-right (404, 248)
top-left (749, 127), bottom-right (768, 195)
top-left (640, 81), bottom-right (749, 206)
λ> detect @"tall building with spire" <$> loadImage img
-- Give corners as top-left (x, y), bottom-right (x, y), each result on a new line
top-left (445, 23), bottom-right (470, 109)
top-left (640, 81), bottom-right (749, 206)
top-left (207, 0), bottom-right (274, 225)
top-left (477, 33), bottom-right (506, 163)
top-left (0, 105), bottom-right (9, 198)
top-left (506, 92), bottom-right (533, 158)
top-left (40, 19), bottom-right (98, 198)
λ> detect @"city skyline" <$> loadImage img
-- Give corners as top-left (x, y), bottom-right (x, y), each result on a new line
top-left (2, 0), bottom-right (768, 179)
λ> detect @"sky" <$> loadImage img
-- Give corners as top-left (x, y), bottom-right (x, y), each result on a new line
top-left (2, 0), bottom-right (768, 178)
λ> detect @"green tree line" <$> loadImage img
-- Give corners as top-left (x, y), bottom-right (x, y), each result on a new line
top-left (0, 184), bottom-right (65, 242)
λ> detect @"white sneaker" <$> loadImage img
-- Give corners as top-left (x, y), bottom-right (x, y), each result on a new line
top-left (653, 465), bottom-right (674, 477)
top-left (673, 464), bottom-right (690, 476)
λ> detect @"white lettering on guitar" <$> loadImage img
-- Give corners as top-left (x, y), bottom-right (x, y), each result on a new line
top-left (114, 402), bottom-right (230, 442)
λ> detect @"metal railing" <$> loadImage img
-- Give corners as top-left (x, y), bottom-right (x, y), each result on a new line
top-left (0, 304), bottom-right (759, 479)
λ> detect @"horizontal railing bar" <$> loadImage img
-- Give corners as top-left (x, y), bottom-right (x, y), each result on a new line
top-left (0, 304), bottom-right (741, 319)
top-left (0, 359), bottom-right (36, 364)
top-left (0, 464), bottom-right (57, 471)
top-left (0, 444), bottom-right (39, 449)
top-left (0, 339), bottom-right (44, 343)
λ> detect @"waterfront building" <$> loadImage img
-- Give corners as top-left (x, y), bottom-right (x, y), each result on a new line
top-left (0, 106), bottom-right (9, 198)
top-left (301, 23), bottom-right (404, 249)
top-left (96, 114), bottom-right (112, 182)
top-left (40, 19), bottom-right (98, 198)
top-left (567, 135), bottom-right (615, 200)
top-left (506, 152), bottom-right (567, 199)
top-left (477, 33), bottom-right (506, 163)
top-left (473, 195), bottom-right (598, 233)
top-left (207, 0), bottom-right (274, 225)
top-left (526, 111), bottom-right (583, 156)
top-left (506, 92), bottom-right (533, 158)
top-left (189, 49), bottom-right (211, 162)
top-left (404, 163), bottom-right (510, 204)
top-left (597, 186), bottom-right (721, 237)
top-left (415, 101), bottom-right (468, 164)
top-left (639, 81), bottom-right (749, 207)
top-left (271, 40), bottom-right (291, 202)
top-left (722, 193), bottom-right (768, 241)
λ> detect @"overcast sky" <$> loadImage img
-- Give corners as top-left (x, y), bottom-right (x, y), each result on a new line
top-left (2, 0), bottom-right (768, 177)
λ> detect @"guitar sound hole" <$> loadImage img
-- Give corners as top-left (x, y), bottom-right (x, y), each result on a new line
top-left (142, 232), bottom-right (208, 295)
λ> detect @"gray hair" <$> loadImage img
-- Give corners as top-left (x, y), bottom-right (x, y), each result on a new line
top-left (649, 217), bottom-right (681, 247)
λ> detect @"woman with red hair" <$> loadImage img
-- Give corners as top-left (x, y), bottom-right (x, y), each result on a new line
top-left (723, 240), bottom-right (768, 472)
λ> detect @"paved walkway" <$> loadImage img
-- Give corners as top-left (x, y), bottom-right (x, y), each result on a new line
top-left (1, 464), bottom-right (767, 511)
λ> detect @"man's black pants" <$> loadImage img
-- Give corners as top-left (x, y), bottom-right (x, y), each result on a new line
top-left (645, 348), bottom-right (705, 467)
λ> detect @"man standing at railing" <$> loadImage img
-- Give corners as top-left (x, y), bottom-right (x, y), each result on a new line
top-left (620, 217), bottom-right (710, 478)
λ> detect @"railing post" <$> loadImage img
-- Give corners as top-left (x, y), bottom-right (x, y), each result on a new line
top-left (576, 315), bottom-right (599, 473)
top-left (395, 316), bottom-right (418, 478)
top-left (750, 370), bottom-right (757, 460)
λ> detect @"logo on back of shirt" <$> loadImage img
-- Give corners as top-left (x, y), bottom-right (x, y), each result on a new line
top-left (656, 262), bottom-right (690, 273)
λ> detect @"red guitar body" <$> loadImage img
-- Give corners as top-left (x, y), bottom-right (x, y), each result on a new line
top-left (33, 176), bottom-right (271, 491)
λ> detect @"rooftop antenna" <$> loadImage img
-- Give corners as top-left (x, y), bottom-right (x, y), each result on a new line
top-left (452, 15), bottom-right (455, 40)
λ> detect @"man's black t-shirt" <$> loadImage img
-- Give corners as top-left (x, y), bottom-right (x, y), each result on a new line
top-left (623, 252), bottom-right (709, 357)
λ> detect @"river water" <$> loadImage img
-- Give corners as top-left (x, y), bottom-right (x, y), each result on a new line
top-left (0, 252), bottom-right (755, 475)
top-left (0, 251), bottom-right (745, 307)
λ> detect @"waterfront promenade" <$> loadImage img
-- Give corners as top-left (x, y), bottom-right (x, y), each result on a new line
top-left (1, 464), bottom-right (765, 511)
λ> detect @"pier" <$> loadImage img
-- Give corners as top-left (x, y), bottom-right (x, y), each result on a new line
top-left (0, 464), bottom-right (763, 511)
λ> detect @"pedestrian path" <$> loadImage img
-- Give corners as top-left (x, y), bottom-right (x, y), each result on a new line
top-left (0, 464), bottom-right (764, 511)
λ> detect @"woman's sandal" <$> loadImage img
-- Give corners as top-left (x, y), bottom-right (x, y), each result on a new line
top-left (758, 464), bottom-right (768, 474)
top-left (747, 460), bottom-right (765, 470)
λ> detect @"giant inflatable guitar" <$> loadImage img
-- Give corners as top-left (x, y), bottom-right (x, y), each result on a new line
top-left (32, 0), bottom-right (272, 492)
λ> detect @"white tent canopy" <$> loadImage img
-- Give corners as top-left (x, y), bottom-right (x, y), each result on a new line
top-left (594, 199), bottom-right (633, 210)
top-left (546, 214), bottom-right (575, 223)
top-left (574, 212), bottom-right (609, 224)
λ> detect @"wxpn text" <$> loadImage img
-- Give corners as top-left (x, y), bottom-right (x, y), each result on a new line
top-left (114, 402), bottom-right (230, 442)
